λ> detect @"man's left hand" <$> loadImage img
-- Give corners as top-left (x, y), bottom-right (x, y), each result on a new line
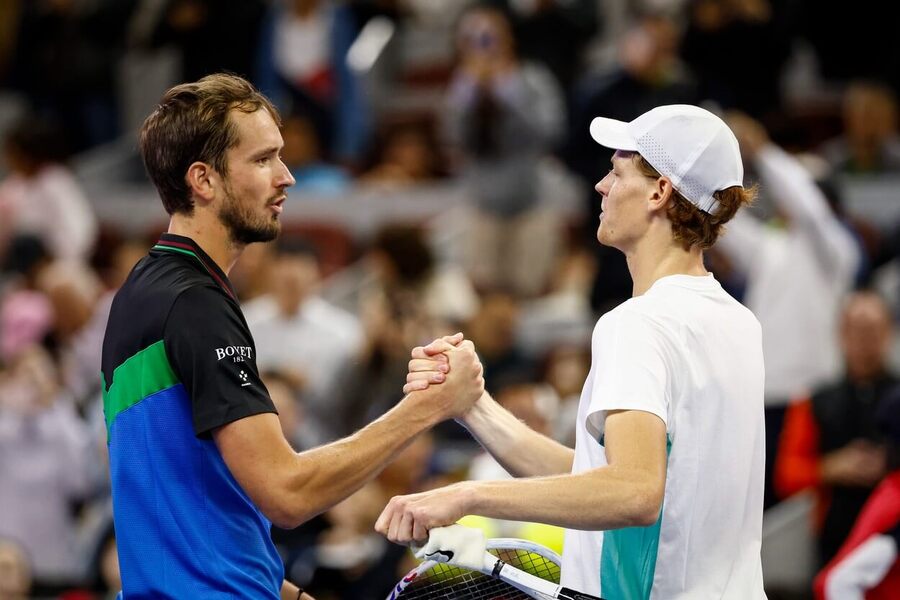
top-left (375, 483), bottom-right (473, 545)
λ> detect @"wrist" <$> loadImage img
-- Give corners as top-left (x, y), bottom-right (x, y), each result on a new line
top-left (457, 480), bottom-right (480, 516)
top-left (459, 391), bottom-right (492, 425)
top-left (399, 391), bottom-right (447, 430)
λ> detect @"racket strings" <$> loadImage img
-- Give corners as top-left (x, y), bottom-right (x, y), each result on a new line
top-left (395, 547), bottom-right (560, 599)
top-left (495, 548), bottom-right (560, 583)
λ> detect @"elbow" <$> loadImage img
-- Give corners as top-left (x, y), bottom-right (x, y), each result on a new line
top-left (267, 508), bottom-right (304, 530)
top-left (623, 486), bottom-right (664, 528)
top-left (259, 476), bottom-right (318, 529)
top-left (265, 498), bottom-right (315, 530)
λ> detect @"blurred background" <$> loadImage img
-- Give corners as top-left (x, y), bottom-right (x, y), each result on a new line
top-left (1, 0), bottom-right (899, 598)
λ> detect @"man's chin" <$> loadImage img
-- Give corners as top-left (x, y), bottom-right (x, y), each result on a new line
top-left (230, 222), bottom-right (280, 245)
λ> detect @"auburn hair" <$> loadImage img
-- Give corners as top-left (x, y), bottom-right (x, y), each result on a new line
top-left (633, 154), bottom-right (756, 250)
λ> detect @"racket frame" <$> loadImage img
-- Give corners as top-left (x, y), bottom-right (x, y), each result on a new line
top-left (387, 538), bottom-right (602, 600)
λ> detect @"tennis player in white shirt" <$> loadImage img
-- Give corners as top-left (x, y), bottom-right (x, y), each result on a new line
top-left (377, 105), bottom-right (767, 599)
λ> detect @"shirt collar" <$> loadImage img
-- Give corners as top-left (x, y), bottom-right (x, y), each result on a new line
top-left (152, 233), bottom-right (238, 301)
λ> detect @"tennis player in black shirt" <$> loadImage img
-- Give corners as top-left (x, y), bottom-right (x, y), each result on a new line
top-left (101, 73), bottom-right (485, 599)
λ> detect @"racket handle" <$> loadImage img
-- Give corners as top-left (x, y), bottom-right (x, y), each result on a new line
top-left (558, 587), bottom-right (604, 600)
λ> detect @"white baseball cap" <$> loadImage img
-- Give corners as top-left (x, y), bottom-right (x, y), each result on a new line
top-left (589, 104), bottom-right (744, 214)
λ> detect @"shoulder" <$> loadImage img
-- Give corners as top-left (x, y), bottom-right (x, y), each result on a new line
top-left (601, 297), bottom-right (668, 329)
top-left (595, 302), bottom-right (675, 350)
top-left (167, 284), bottom-right (243, 326)
top-left (722, 293), bottom-right (762, 333)
top-left (110, 254), bottom-right (219, 325)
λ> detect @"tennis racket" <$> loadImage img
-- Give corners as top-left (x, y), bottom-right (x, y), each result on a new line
top-left (387, 538), bottom-right (603, 600)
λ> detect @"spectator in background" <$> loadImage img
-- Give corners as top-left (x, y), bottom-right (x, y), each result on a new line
top-left (257, 0), bottom-right (370, 163)
top-left (820, 81), bottom-right (900, 175)
top-left (229, 240), bottom-right (276, 302)
top-left (0, 538), bottom-right (31, 600)
top-left (0, 345), bottom-right (95, 583)
top-left (542, 345), bottom-right (591, 446)
top-left (443, 4), bottom-right (565, 297)
top-left (0, 235), bottom-right (51, 292)
top-left (813, 386), bottom-right (900, 600)
top-left (0, 290), bottom-right (53, 367)
top-left (280, 112), bottom-right (351, 196)
top-left (776, 291), bottom-right (895, 566)
top-left (681, 0), bottom-right (791, 118)
top-left (464, 289), bottom-right (531, 385)
top-left (351, 225), bottom-right (478, 431)
top-left (148, 0), bottom-right (267, 83)
top-left (717, 112), bottom-right (861, 508)
top-left (244, 239), bottom-right (364, 442)
top-left (564, 10), bottom-right (699, 314)
top-left (360, 119), bottom-right (444, 188)
top-left (34, 261), bottom-right (105, 407)
top-left (0, 116), bottom-right (97, 263)
top-left (487, 0), bottom-right (598, 91)
top-left (364, 224), bottom-right (479, 330)
top-left (263, 370), bottom-right (318, 451)
top-left (10, 0), bottom-right (135, 150)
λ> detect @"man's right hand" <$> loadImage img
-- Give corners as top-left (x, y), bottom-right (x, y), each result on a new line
top-left (404, 334), bottom-right (485, 420)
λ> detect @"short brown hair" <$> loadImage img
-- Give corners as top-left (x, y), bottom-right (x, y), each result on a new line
top-left (633, 154), bottom-right (756, 250)
top-left (139, 73), bottom-right (281, 215)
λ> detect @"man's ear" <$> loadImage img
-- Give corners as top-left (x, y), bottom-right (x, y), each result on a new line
top-left (185, 161), bottom-right (217, 206)
top-left (648, 176), bottom-right (675, 213)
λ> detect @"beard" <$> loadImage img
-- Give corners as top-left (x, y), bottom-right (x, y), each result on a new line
top-left (218, 185), bottom-right (281, 246)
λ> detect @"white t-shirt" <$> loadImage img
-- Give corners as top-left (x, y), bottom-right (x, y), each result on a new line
top-left (560, 274), bottom-right (766, 599)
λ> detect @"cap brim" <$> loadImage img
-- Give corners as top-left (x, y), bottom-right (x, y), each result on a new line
top-left (589, 117), bottom-right (638, 152)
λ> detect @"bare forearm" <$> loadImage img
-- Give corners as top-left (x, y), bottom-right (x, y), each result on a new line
top-left (463, 467), bottom-right (660, 530)
top-left (287, 397), bottom-right (439, 524)
top-left (461, 392), bottom-right (574, 477)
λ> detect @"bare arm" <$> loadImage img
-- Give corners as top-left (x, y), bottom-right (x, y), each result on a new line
top-left (405, 339), bottom-right (573, 477)
top-left (727, 111), bottom-right (860, 278)
top-left (376, 410), bottom-right (668, 542)
top-left (460, 392), bottom-right (574, 477)
top-left (754, 145), bottom-right (860, 277)
top-left (216, 341), bottom-right (484, 529)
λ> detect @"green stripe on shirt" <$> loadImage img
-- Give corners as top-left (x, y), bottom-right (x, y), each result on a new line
top-left (599, 439), bottom-right (671, 599)
top-left (102, 340), bottom-right (179, 436)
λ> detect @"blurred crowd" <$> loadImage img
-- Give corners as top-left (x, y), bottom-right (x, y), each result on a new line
top-left (1, 0), bottom-right (900, 598)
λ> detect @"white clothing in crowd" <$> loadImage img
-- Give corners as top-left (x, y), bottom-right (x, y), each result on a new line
top-left (0, 165), bottom-right (97, 262)
top-left (716, 145), bottom-right (860, 404)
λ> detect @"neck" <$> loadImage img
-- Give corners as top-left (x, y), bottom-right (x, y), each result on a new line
top-left (624, 231), bottom-right (708, 297)
top-left (168, 214), bottom-right (243, 275)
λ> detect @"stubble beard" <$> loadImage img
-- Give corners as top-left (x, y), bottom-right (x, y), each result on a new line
top-left (218, 184), bottom-right (281, 246)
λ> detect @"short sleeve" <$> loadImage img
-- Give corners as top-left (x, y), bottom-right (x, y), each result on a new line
top-left (165, 285), bottom-right (275, 436)
top-left (585, 308), bottom-right (674, 439)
